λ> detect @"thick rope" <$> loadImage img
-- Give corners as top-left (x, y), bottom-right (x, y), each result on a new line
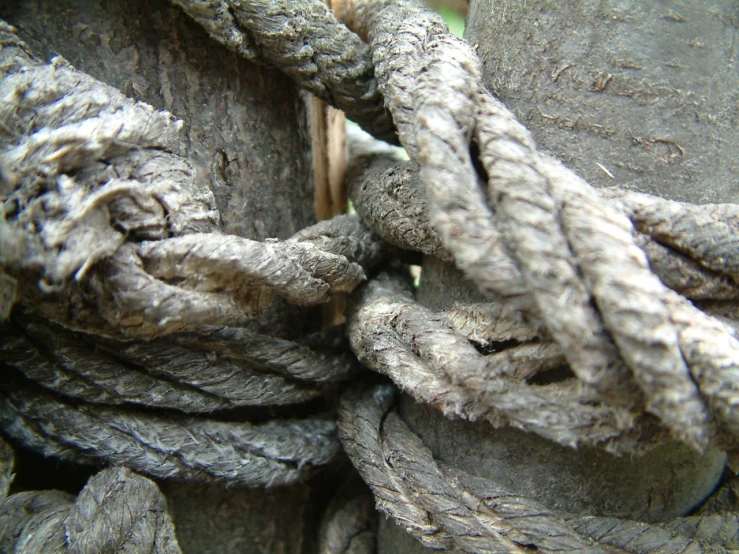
top-left (347, 151), bottom-right (739, 450)
top-left (347, 273), bottom-right (667, 452)
top-left (348, 152), bottom-right (739, 303)
top-left (339, 384), bottom-right (735, 554)
top-left (0, 380), bottom-right (341, 487)
top-left (341, 0), bottom-right (739, 452)
top-left (169, 0), bottom-right (397, 143)
top-left (1, 318), bottom-right (331, 412)
top-left (0, 440), bottom-right (182, 553)
top-left (0, 23), bottom-right (383, 339)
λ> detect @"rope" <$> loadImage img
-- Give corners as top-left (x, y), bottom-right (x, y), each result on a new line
top-left (0, 439), bottom-right (182, 553)
top-left (0, 379), bottom-right (341, 487)
top-left (2, 0), bottom-right (739, 551)
top-left (348, 152), bottom-right (739, 303)
top-left (339, 384), bottom-right (737, 554)
top-left (0, 22), bottom-right (384, 339)
top-left (2, 317), bottom-right (331, 412)
top-left (348, 273), bottom-right (655, 451)
top-left (169, 0), bottom-right (397, 143)
top-left (347, 153), bottom-right (739, 449)
top-left (339, 0), bottom-right (739, 453)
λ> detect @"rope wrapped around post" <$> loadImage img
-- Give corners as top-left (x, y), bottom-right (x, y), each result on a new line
top-left (168, 0), bottom-right (397, 143)
top-left (0, 20), bottom-right (372, 489)
top-left (338, 384), bottom-right (739, 554)
top-left (338, 0), bottom-right (739, 453)
top-left (2, 0), bottom-right (739, 551)
top-left (0, 22), bottom-right (385, 339)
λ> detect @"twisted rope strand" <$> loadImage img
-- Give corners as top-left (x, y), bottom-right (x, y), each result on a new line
top-left (0, 23), bottom-right (383, 339)
top-left (169, 0), bottom-right (397, 142)
top-left (347, 150), bottom-right (739, 302)
top-left (0, 447), bottom-right (182, 554)
top-left (342, 0), bottom-right (739, 451)
top-left (339, 385), bottom-right (726, 554)
top-left (1, 321), bottom-right (323, 412)
top-left (348, 274), bottom-right (654, 451)
top-left (0, 381), bottom-right (341, 487)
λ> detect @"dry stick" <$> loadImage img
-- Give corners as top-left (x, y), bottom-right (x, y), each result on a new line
top-left (0, 467), bottom-right (182, 554)
top-left (0, 382), bottom-right (341, 487)
top-left (348, 274), bottom-right (653, 451)
top-left (339, 385), bottom-right (721, 554)
top-left (169, 0), bottom-right (396, 143)
top-left (345, 0), bottom-right (739, 450)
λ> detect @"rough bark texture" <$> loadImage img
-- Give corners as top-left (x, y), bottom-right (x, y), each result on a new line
top-left (466, 0), bottom-right (739, 204)
top-left (0, 0), bottom-right (315, 243)
top-left (376, 0), bottom-right (739, 551)
top-left (0, 0), bottom-right (334, 551)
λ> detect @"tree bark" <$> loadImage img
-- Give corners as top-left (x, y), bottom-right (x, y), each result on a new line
top-left (378, 0), bottom-right (737, 550)
top-left (0, 1), bottom-right (332, 552)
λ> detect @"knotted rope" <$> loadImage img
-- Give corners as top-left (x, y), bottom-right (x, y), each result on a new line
top-left (347, 153), bottom-right (739, 452)
top-left (0, 22), bottom-right (383, 338)
top-left (0, 21), bottom-right (375, 488)
top-left (169, 0), bottom-right (397, 144)
top-left (2, 0), bottom-right (739, 551)
top-left (337, 0), bottom-right (739, 454)
top-left (0, 438), bottom-right (182, 553)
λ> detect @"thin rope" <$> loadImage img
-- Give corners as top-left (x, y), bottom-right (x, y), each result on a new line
top-left (339, 384), bottom-right (734, 554)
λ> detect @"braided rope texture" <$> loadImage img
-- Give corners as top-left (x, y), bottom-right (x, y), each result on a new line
top-left (0, 20), bottom-right (372, 489)
top-left (0, 22), bottom-right (384, 339)
top-left (1, 0), bottom-right (739, 551)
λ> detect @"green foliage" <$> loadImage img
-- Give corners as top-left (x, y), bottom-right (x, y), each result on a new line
top-left (435, 6), bottom-right (465, 37)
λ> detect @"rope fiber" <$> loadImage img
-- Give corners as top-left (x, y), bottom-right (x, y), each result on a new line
top-left (2, 0), bottom-right (739, 551)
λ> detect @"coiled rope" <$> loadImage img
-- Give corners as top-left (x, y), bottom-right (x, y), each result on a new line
top-left (2, 0), bottom-right (739, 551)
top-left (337, 0), bottom-right (739, 454)
top-left (338, 385), bottom-right (739, 554)
top-left (0, 21), bottom-right (367, 491)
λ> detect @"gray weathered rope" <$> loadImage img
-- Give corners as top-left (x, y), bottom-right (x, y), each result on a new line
top-left (2, 319), bottom-right (328, 412)
top-left (341, 0), bottom-right (739, 452)
top-left (0, 23), bottom-right (383, 339)
top-left (347, 273), bottom-right (671, 452)
top-left (338, 384), bottom-right (732, 554)
top-left (169, 0), bottom-right (397, 143)
top-left (348, 151), bottom-right (739, 302)
top-left (0, 446), bottom-right (182, 553)
top-left (0, 381), bottom-right (341, 487)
